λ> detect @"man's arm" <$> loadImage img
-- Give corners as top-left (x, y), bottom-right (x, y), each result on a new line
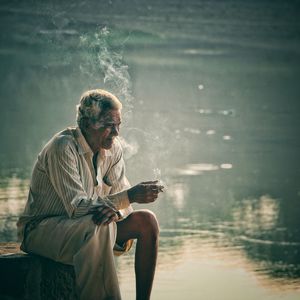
top-left (103, 145), bottom-right (132, 213)
top-left (102, 142), bottom-right (163, 217)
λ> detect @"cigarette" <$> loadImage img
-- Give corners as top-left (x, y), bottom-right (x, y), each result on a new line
top-left (158, 186), bottom-right (164, 192)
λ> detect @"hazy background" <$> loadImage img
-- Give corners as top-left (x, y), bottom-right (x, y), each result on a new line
top-left (0, 1), bottom-right (300, 299)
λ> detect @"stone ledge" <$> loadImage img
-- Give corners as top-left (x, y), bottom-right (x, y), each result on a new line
top-left (0, 242), bottom-right (22, 255)
top-left (0, 243), bottom-right (78, 300)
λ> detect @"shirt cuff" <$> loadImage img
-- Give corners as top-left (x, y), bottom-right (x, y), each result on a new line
top-left (106, 190), bottom-right (130, 211)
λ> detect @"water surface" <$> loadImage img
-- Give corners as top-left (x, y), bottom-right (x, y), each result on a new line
top-left (0, 0), bottom-right (299, 299)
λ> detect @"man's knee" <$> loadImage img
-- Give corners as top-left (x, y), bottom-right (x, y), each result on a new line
top-left (132, 210), bottom-right (160, 238)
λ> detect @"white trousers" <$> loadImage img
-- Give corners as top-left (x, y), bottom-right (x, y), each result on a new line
top-left (21, 215), bottom-right (131, 300)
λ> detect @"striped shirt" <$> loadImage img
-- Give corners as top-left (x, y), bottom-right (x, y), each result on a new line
top-left (17, 127), bottom-right (133, 239)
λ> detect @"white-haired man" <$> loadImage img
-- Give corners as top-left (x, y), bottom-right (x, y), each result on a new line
top-left (17, 89), bottom-right (163, 300)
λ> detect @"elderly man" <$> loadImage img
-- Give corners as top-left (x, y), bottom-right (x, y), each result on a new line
top-left (17, 89), bottom-right (163, 300)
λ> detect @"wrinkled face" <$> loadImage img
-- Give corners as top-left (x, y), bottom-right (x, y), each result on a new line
top-left (93, 109), bottom-right (122, 149)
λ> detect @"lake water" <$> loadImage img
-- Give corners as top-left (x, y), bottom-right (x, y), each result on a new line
top-left (0, 1), bottom-right (300, 299)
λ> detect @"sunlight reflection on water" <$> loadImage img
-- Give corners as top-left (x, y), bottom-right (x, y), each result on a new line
top-left (1, 172), bottom-right (300, 298)
top-left (174, 163), bottom-right (233, 176)
top-left (117, 229), bottom-right (300, 300)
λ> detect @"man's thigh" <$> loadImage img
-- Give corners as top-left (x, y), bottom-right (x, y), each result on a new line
top-left (23, 215), bottom-right (97, 265)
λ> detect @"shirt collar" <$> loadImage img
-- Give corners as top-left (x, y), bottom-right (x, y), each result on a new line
top-left (74, 127), bottom-right (112, 157)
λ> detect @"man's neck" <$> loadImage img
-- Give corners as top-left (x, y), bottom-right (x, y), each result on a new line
top-left (81, 129), bottom-right (101, 154)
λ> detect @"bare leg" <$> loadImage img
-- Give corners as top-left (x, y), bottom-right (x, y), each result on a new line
top-left (116, 210), bottom-right (159, 300)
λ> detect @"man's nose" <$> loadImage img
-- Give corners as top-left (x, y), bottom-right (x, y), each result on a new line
top-left (112, 125), bottom-right (119, 136)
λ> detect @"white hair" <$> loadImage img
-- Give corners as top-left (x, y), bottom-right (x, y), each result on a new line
top-left (76, 89), bottom-right (122, 129)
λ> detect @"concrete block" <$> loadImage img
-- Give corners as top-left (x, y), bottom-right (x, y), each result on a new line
top-left (0, 243), bottom-right (78, 300)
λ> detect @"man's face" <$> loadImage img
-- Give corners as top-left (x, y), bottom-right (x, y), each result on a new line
top-left (95, 109), bottom-right (122, 149)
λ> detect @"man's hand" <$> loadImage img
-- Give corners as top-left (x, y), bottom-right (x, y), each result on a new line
top-left (91, 204), bottom-right (119, 225)
top-left (128, 180), bottom-right (164, 204)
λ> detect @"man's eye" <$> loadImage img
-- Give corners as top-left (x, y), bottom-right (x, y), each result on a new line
top-left (104, 123), bottom-right (120, 129)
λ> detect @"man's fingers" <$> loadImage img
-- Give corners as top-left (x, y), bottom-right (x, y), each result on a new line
top-left (92, 207), bottom-right (118, 225)
top-left (129, 181), bottom-right (164, 204)
top-left (104, 214), bottom-right (119, 225)
top-left (146, 194), bottom-right (158, 202)
top-left (141, 180), bottom-right (159, 185)
top-left (92, 213), bottom-right (107, 223)
top-left (93, 213), bottom-right (117, 225)
top-left (137, 188), bottom-right (161, 202)
top-left (146, 187), bottom-right (160, 195)
top-left (90, 205), bottom-right (105, 213)
top-left (101, 210), bottom-right (117, 219)
top-left (100, 207), bottom-right (113, 215)
top-left (102, 212), bottom-right (119, 225)
top-left (146, 184), bottom-right (164, 192)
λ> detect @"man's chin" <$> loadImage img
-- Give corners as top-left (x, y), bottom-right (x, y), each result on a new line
top-left (102, 139), bottom-right (114, 149)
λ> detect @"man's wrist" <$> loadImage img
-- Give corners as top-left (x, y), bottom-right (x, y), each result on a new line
top-left (127, 188), bottom-right (134, 204)
top-left (116, 210), bottom-right (123, 220)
